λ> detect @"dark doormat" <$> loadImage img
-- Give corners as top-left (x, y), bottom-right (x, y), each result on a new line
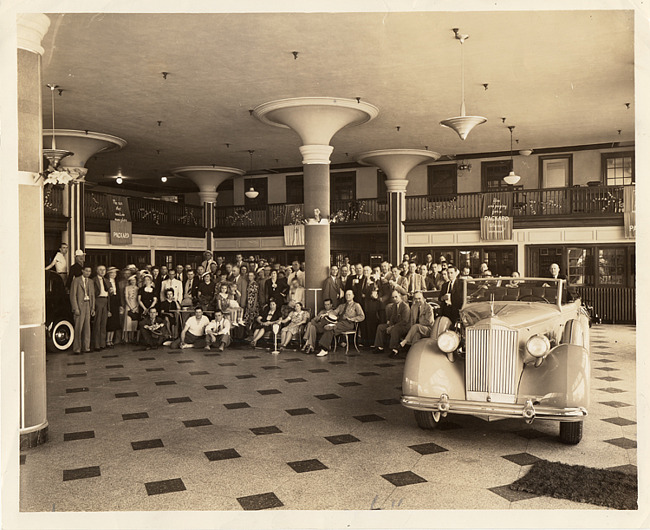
top-left (510, 460), bottom-right (637, 510)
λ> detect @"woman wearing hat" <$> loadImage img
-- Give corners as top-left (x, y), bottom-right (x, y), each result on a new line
top-left (138, 273), bottom-right (158, 317)
top-left (105, 266), bottom-right (122, 347)
top-left (123, 274), bottom-right (140, 343)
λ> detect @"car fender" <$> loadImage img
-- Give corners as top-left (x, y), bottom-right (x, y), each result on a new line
top-left (519, 343), bottom-right (590, 409)
top-left (403, 338), bottom-right (466, 401)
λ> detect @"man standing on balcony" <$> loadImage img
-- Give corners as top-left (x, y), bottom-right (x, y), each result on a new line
top-left (45, 242), bottom-right (69, 284)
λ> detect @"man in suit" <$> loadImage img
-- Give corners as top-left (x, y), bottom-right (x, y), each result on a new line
top-left (400, 291), bottom-right (435, 349)
top-left (160, 268), bottom-right (183, 303)
top-left (373, 290), bottom-right (410, 358)
top-left (317, 290), bottom-right (365, 357)
top-left (377, 261), bottom-right (394, 306)
top-left (181, 269), bottom-right (200, 307)
top-left (439, 264), bottom-right (463, 323)
top-left (230, 266), bottom-right (248, 308)
top-left (546, 262), bottom-right (574, 302)
top-left (322, 265), bottom-right (342, 308)
top-left (92, 264), bottom-right (110, 351)
top-left (338, 265), bottom-right (352, 295)
top-left (70, 265), bottom-right (95, 354)
top-left (175, 264), bottom-right (186, 285)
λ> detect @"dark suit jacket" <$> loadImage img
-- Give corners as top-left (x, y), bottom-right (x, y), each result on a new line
top-left (438, 280), bottom-right (463, 322)
top-left (322, 276), bottom-right (342, 307)
top-left (385, 300), bottom-right (410, 328)
top-left (93, 275), bottom-right (110, 297)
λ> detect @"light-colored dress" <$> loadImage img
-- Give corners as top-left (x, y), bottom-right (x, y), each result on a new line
top-left (123, 284), bottom-right (139, 332)
top-left (283, 309), bottom-right (309, 335)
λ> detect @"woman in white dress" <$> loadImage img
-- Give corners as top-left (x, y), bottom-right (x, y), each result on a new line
top-left (122, 274), bottom-right (140, 343)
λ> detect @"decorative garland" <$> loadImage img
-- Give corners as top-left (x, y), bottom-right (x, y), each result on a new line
top-left (227, 208), bottom-right (254, 226)
top-left (331, 200), bottom-right (371, 223)
top-left (426, 197), bottom-right (466, 216)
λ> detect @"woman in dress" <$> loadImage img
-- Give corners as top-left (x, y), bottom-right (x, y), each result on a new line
top-left (280, 302), bottom-right (309, 348)
top-left (122, 274), bottom-right (140, 343)
top-left (244, 271), bottom-right (260, 330)
top-left (263, 270), bottom-right (287, 306)
top-left (105, 266), bottom-right (122, 347)
top-left (286, 277), bottom-right (305, 308)
top-left (197, 272), bottom-right (216, 311)
top-left (251, 298), bottom-right (281, 347)
top-left (138, 273), bottom-right (158, 317)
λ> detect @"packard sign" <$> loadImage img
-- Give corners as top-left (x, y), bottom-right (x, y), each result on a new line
top-left (110, 220), bottom-right (132, 245)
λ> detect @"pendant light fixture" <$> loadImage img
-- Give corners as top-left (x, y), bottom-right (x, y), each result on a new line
top-left (43, 84), bottom-right (73, 168)
top-left (503, 126), bottom-right (521, 185)
top-left (440, 29), bottom-right (487, 141)
top-left (244, 149), bottom-right (260, 199)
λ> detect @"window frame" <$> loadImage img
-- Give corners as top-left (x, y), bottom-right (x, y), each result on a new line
top-left (601, 151), bottom-right (635, 186)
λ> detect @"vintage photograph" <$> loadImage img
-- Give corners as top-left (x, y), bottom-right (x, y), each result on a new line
top-left (1, 1), bottom-right (645, 529)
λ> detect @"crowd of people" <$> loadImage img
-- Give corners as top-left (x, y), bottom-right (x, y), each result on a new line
top-left (50, 246), bottom-right (520, 358)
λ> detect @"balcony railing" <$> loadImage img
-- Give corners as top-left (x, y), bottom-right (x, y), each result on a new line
top-left (43, 185), bottom-right (65, 216)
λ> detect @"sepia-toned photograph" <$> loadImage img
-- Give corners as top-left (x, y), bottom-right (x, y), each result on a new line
top-left (1, 1), bottom-right (646, 529)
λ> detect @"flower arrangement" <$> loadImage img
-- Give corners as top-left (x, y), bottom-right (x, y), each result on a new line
top-left (35, 166), bottom-right (86, 186)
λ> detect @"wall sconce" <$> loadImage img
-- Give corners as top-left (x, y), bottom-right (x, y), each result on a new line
top-left (457, 162), bottom-right (472, 172)
top-left (518, 149), bottom-right (533, 157)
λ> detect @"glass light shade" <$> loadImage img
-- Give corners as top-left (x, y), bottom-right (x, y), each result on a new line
top-left (519, 149), bottom-right (533, 156)
top-left (43, 148), bottom-right (73, 168)
top-left (245, 187), bottom-right (259, 199)
top-left (503, 171), bottom-right (521, 185)
top-left (440, 115), bottom-right (487, 141)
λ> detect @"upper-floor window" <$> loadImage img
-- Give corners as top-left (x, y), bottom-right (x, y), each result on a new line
top-left (285, 174), bottom-right (304, 204)
top-left (481, 160), bottom-right (512, 191)
top-left (539, 154), bottom-right (572, 188)
top-left (428, 164), bottom-right (457, 197)
top-left (331, 171), bottom-right (356, 201)
top-left (602, 152), bottom-right (634, 186)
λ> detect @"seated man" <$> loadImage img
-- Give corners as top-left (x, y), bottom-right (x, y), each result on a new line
top-left (317, 289), bottom-right (365, 357)
top-left (171, 306), bottom-right (210, 349)
top-left (139, 307), bottom-right (171, 350)
top-left (374, 290), bottom-right (410, 358)
top-left (302, 298), bottom-right (334, 354)
top-left (205, 309), bottom-right (231, 352)
top-left (399, 291), bottom-right (435, 351)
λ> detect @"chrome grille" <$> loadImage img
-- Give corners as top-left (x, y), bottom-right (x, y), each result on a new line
top-left (466, 327), bottom-right (518, 401)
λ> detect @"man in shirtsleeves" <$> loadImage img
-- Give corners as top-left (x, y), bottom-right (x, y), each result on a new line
top-left (316, 290), bottom-right (365, 357)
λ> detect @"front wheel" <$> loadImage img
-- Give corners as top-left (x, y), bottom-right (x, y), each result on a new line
top-left (559, 421), bottom-right (583, 444)
top-left (414, 410), bottom-right (442, 429)
top-left (47, 319), bottom-right (74, 352)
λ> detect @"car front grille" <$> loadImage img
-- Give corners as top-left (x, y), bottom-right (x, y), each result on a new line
top-left (465, 327), bottom-right (518, 403)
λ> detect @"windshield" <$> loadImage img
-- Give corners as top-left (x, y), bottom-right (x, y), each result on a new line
top-left (463, 277), bottom-right (564, 305)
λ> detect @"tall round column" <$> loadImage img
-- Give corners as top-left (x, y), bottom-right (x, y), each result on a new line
top-left (253, 97), bottom-right (378, 314)
top-left (357, 149), bottom-right (441, 265)
top-left (17, 13), bottom-right (51, 448)
top-left (171, 166), bottom-right (246, 251)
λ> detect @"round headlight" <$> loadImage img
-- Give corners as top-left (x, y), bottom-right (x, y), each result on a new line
top-left (526, 334), bottom-right (551, 358)
top-left (438, 330), bottom-right (460, 353)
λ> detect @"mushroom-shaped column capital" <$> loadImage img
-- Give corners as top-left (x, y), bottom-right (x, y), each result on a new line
top-left (253, 97), bottom-right (378, 146)
top-left (356, 149), bottom-right (441, 182)
top-left (171, 166), bottom-right (246, 203)
top-left (17, 14), bottom-right (51, 55)
top-left (43, 129), bottom-right (127, 168)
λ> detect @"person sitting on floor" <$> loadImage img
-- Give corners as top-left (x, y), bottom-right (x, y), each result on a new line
top-left (172, 306), bottom-right (210, 349)
top-left (205, 309), bottom-right (231, 352)
top-left (139, 307), bottom-right (171, 350)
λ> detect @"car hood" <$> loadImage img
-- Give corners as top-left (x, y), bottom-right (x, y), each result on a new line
top-left (461, 302), bottom-right (560, 329)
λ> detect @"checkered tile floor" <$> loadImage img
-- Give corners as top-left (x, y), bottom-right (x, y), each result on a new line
top-left (20, 325), bottom-right (636, 511)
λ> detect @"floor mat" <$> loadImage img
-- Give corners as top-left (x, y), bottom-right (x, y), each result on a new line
top-left (509, 460), bottom-right (637, 510)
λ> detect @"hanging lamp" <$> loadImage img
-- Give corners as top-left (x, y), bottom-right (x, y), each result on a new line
top-left (503, 126), bottom-right (521, 185)
top-left (440, 29), bottom-right (487, 141)
top-left (43, 84), bottom-right (73, 168)
top-left (244, 149), bottom-right (259, 199)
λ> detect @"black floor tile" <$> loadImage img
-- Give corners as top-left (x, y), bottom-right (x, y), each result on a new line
top-left (205, 384), bottom-right (227, 390)
top-left (354, 414), bottom-right (385, 423)
top-left (408, 442), bottom-right (448, 455)
top-left (66, 387), bottom-right (89, 393)
top-left (105, 364), bottom-right (124, 369)
top-left (282, 358), bottom-right (303, 363)
top-left (204, 353), bottom-right (221, 357)
top-left (437, 421), bottom-right (463, 430)
top-left (177, 360), bottom-right (195, 364)
top-left (67, 361), bottom-right (85, 366)
top-left (132, 439), bottom-right (164, 450)
top-left (63, 430), bottom-right (95, 442)
top-left (167, 397), bottom-right (192, 404)
top-left (601, 417), bottom-right (636, 426)
top-left (287, 459), bottom-right (328, 473)
top-left (257, 389), bottom-right (281, 395)
top-left (315, 393), bottom-right (341, 400)
top-left (285, 378), bottom-right (307, 383)
top-left (358, 372), bottom-right (380, 377)
top-left (122, 412), bottom-right (149, 420)
top-left (243, 355), bottom-right (260, 359)
top-left (116, 392), bottom-right (139, 398)
top-left (338, 381), bottom-right (361, 387)
top-left (110, 377), bottom-right (130, 382)
top-left (381, 471), bottom-right (427, 487)
top-left (375, 363), bottom-right (396, 368)
top-left (595, 376), bottom-right (623, 382)
top-left (63, 466), bottom-right (101, 481)
top-left (261, 366), bottom-right (281, 370)
top-left (488, 485), bottom-right (539, 502)
top-left (597, 387), bottom-right (626, 393)
top-left (502, 452), bottom-right (541, 466)
top-left (237, 492), bottom-right (283, 510)
top-left (101, 354), bottom-right (119, 358)
top-left (285, 408), bottom-right (315, 416)
top-left (65, 406), bottom-right (91, 414)
top-left (594, 367), bottom-right (619, 372)
top-left (376, 398), bottom-right (401, 405)
top-left (600, 401), bottom-right (632, 408)
top-left (235, 374), bottom-right (256, 379)
top-left (594, 358), bottom-right (616, 363)
top-left (168, 350), bottom-right (182, 354)
top-left (224, 402), bottom-right (251, 410)
top-left (205, 448), bottom-right (241, 461)
top-left (155, 380), bottom-right (177, 386)
top-left (183, 418), bottom-right (212, 427)
top-left (66, 373), bottom-right (87, 378)
top-left (145, 478), bottom-right (186, 496)
top-left (138, 357), bottom-right (156, 361)
top-left (516, 428), bottom-right (549, 439)
top-left (325, 434), bottom-right (360, 445)
top-left (328, 361), bottom-right (347, 365)
top-left (309, 369), bottom-right (329, 373)
top-left (190, 371), bottom-right (210, 376)
top-left (146, 368), bottom-right (165, 372)
top-left (250, 426), bottom-right (282, 435)
top-left (604, 437), bottom-right (637, 449)
top-left (218, 362), bottom-right (237, 367)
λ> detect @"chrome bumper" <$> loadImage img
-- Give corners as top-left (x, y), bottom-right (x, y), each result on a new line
top-left (401, 394), bottom-right (587, 423)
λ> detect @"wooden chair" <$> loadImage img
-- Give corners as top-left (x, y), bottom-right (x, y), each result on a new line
top-left (333, 322), bottom-right (360, 355)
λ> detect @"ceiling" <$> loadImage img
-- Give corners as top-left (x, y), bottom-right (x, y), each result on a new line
top-left (39, 10), bottom-right (635, 194)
